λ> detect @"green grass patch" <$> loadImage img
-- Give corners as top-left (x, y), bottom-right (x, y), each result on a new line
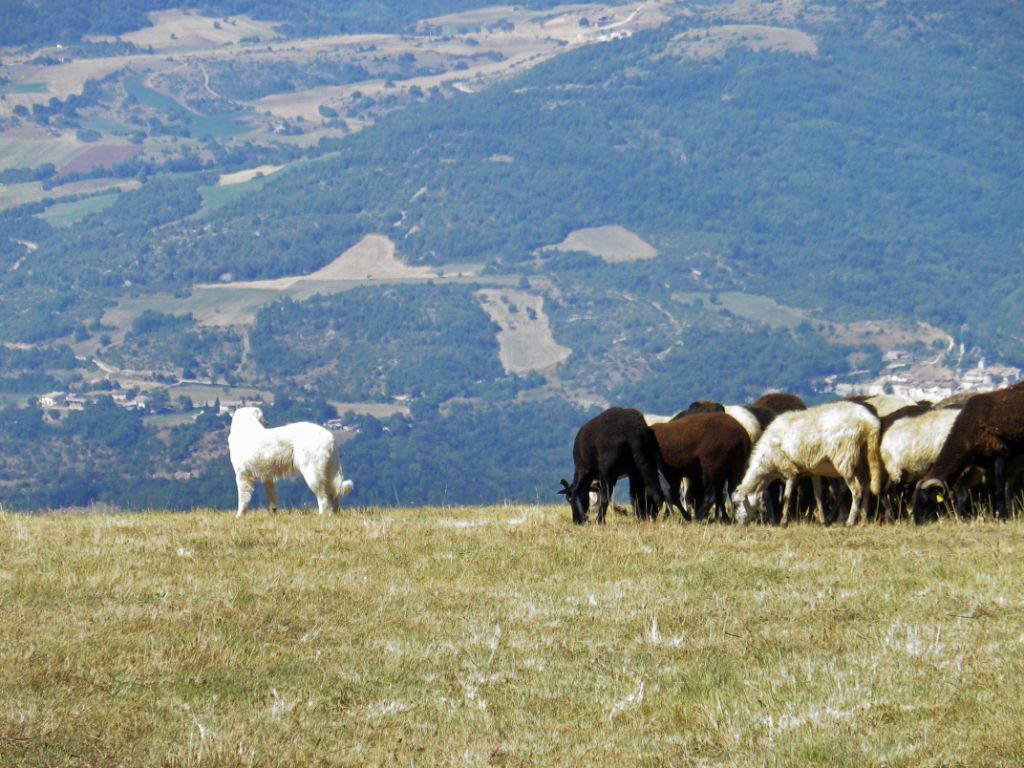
top-left (37, 192), bottom-right (120, 226)
top-left (124, 75), bottom-right (251, 139)
top-left (198, 175), bottom-right (271, 212)
top-left (78, 117), bottom-right (134, 136)
top-left (0, 138), bottom-right (83, 171)
top-left (676, 290), bottom-right (809, 329)
top-left (1, 508), bottom-right (1021, 766)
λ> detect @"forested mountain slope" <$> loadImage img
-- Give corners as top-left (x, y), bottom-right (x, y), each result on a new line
top-left (1, 0), bottom-right (1021, 509)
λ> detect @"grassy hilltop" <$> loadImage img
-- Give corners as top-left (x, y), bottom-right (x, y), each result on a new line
top-left (1, 506), bottom-right (1022, 766)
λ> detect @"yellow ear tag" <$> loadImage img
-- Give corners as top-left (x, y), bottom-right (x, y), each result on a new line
top-left (935, 494), bottom-right (944, 503)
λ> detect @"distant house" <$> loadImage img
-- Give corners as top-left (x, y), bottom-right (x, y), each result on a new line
top-left (39, 392), bottom-right (65, 408)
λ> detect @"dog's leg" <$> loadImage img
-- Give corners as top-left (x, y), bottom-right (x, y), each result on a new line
top-left (263, 480), bottom-right (277, 513)
top-left (236, 475), bottom-right (254, 518)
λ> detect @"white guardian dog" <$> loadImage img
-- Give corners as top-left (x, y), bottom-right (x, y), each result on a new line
top-left (228, 406), bottom-right (354, 517)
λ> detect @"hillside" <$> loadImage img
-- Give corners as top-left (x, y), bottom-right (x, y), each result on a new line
top-left (1, 0), bottom-right (1022, 509)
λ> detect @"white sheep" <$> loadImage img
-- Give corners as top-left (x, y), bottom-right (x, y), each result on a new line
top-left (856, 393), bottom-right (918, 417)
top-left (723, 405), bottom-right (766, 445)
top-left (881, 408), bottom-right (958, 486)
top-left (228, 406), bottom-right (354, 517)
top-left (879, 407), bottom-right (958, 519)
top-left (732, 401), bottom-right (882, 527)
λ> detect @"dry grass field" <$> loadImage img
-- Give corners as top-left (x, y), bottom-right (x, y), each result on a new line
top-left (1, 506), bottom-right (1022, 767)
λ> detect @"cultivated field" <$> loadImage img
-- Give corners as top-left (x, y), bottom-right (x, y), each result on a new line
top-left (1, 507), bottom-right (1021, 766)
top-left (542, 224), bottom-right (659, 263)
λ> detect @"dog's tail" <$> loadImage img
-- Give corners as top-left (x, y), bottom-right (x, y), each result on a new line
top-left (330, 449), bottom-right (354, 500)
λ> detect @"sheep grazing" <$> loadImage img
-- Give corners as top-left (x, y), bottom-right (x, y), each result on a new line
top-left (846, 393), bottom-right (918, 418)
top-left (933, 391), bottom-right (976, 409)
top-left (878, 406), bottom-right (958, 519)
top-left (732, 401), bottom-right (882, 527)
top-left (651, 412), bottom-right (751, 522)
top-left (749, 392), bottom-right (807, 414)
top-left (674, 400), bottom-right (776, 449)
top-left (228, 406), bottom-right (354, 517)
top-left (914, 383), bottom-right (1024, 523)
top-left (559, 407), bottom-right (675, 525)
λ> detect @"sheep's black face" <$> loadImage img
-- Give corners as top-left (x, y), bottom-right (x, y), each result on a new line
top-left (559, 479), bottom-right (589, 525)
top-left (912, 485), bottom-right (945, 525)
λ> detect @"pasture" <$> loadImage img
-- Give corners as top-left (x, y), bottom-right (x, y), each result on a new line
top-left (37, 192), bottom-right (121, 226)
top-left (1, 506), bottom-right (1021, 766)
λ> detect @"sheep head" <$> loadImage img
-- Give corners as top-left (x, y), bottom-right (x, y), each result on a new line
top-left (558, 478), bottom-right (590, 525)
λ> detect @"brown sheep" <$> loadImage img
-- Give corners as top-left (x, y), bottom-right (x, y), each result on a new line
top-left (750, 391), bottom-right (807, 414)
top-left (914, 382), bottom-right (1024, 523)
top-left (651, 412), bottom-right (752, 523)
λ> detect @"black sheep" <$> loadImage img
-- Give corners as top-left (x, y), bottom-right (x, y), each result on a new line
top-left (559, 407), bottom-right (675, 525)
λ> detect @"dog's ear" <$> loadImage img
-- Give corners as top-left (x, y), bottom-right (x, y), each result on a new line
top-left (558, 478), bottom-right (572, 496)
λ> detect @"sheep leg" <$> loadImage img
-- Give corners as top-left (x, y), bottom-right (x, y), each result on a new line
top-left (715, 482), bottom-right (731, 523)
top-left (235, 475), bottom-right (255, 518)
top-left (263, 480), bottom-right (278, 514)
top-left (628, 472), bottom-right (653, 520)
top-left (844, 476), bottom-right (864, 527)
top-left (696, 486), bottom-right (714, 522)
top-left (701, 466), bottom-right (729, 523)
top-left (881, 489), bottom-right (896, 523)
top-left (763, 483), bottom-right (782, 526)
top-left (692, 475), bottom-right (709, 521)
top-left (780, 478), bottom-right (795, 527)
top-left (994, 455), bottom-right (1009, 520)
top-left (596, 479), bottom-right (613, 525)
top-left (678, 478), bottom-right (694, 521)
top-left (812, 476), bottom-right (826, 525)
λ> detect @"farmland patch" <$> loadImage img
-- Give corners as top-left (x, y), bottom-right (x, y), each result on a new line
top-left (0, 177), bottom-right (140, 212)
top-left (38, 192), bottom-right (121, 226)
top-left (542, 224), bottom-right (658, 263)
top-left (665, 24), bottom-right (818, 60)
top-left (56, 143), bottom-right (143, 177)
top-left (88, 9), bottom-right (280, 53)
top-left (0, 129), bottom-right (84, 170)
top-left (217, 165), bottom-right (285, 186)
top-left (106, 235), bottom-right (492, 330)
top-left (674, 290), bottom-right (809, 329)
top-left (476, 288), bottom-right (571, 374)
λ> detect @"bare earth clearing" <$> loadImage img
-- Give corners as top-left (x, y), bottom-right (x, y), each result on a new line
top-left (476, 288), bottom-right (572, 374)
top-left (1, 507), bottom-right (1021, 767)
top-left (216, 165), bottom-right (284, 186)
top-left (89, 9), bottom-right (279, 53)
top-left (203, 234), bottom-right (440, 291)
top-left (543, 224), bottom-right (659, 263)
top-left (103, 235), bottom-right (492, 331)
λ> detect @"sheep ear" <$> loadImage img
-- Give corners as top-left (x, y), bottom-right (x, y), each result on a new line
top-left (558, 479), bottom-right (572, 496)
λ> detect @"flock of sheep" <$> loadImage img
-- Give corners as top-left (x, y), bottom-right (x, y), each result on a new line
top-left (560, 382), bottom-right (1024, 526)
